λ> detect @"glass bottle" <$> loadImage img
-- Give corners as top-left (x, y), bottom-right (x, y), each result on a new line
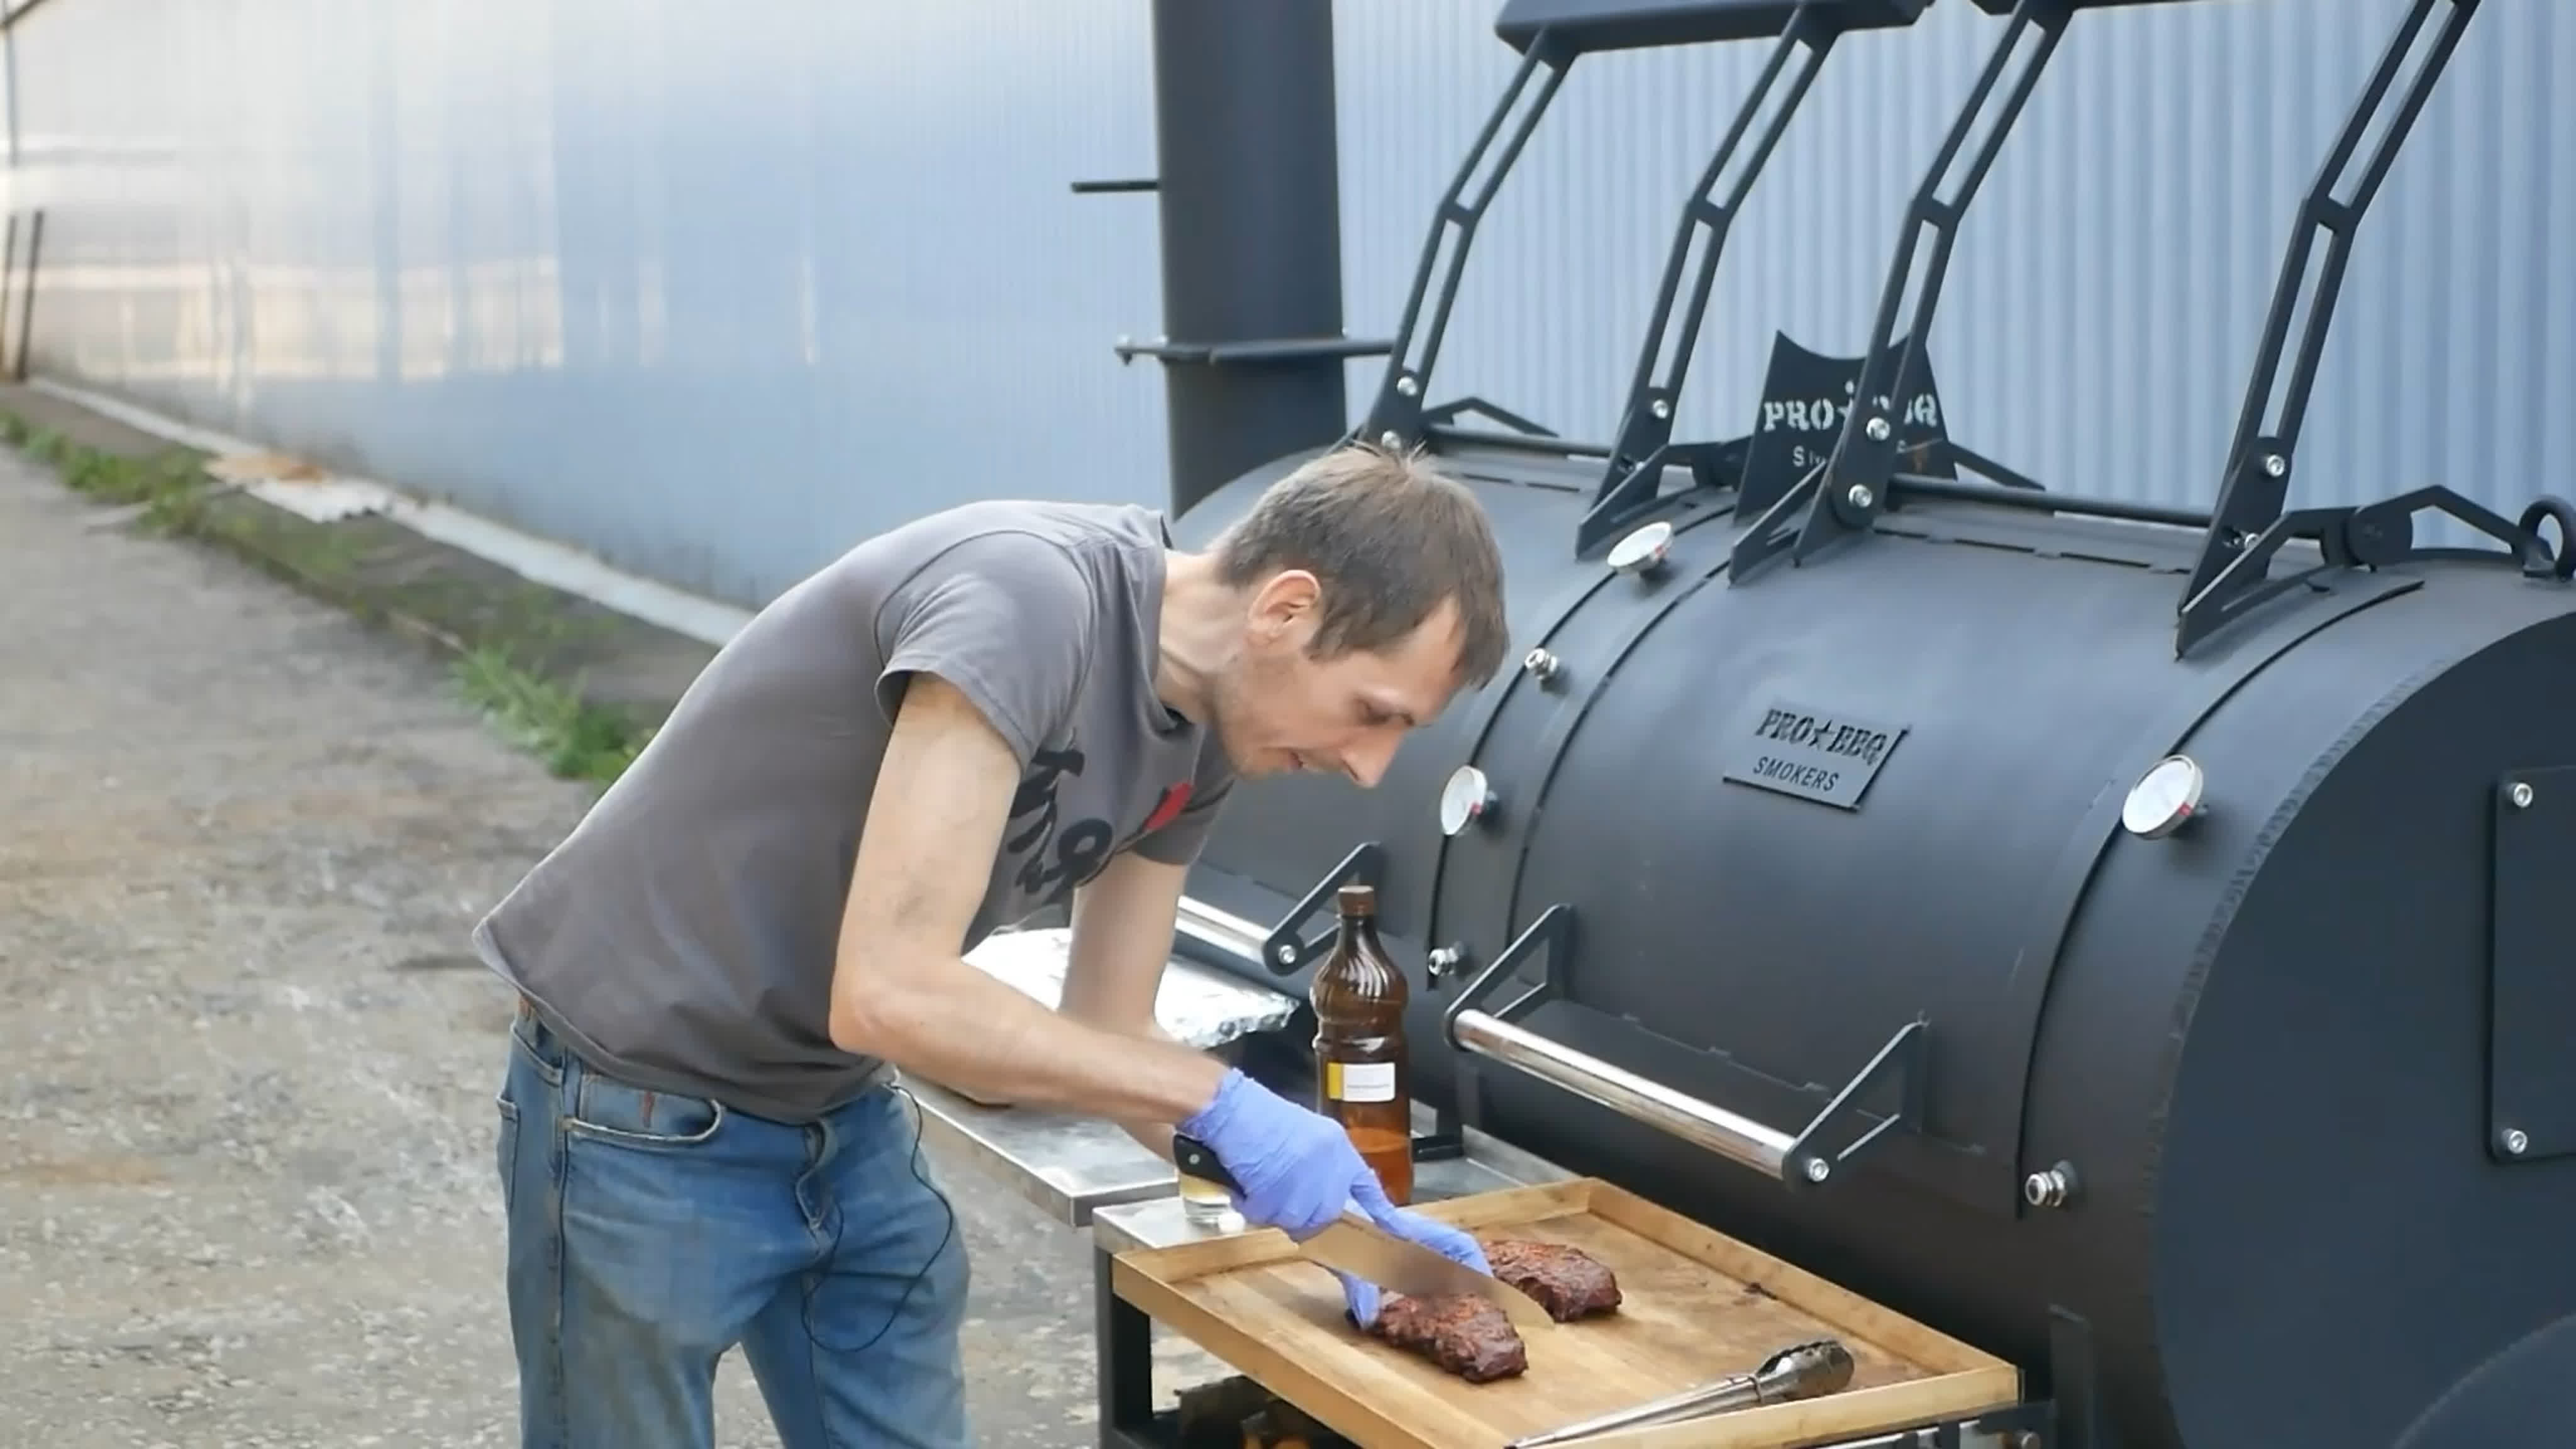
top-left (1309, 882), bottom-right (1414, 1205)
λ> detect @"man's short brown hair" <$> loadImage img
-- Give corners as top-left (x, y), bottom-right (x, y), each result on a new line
top-left (1211, 441), bottom-right (1509, 690)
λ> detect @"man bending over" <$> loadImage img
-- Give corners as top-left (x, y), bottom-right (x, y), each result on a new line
top-left (474, 441), bottom-right (1512, 1448)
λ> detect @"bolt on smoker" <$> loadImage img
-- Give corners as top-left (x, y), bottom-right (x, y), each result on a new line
top-left (1114, 0), bottom-right (2574, 1445)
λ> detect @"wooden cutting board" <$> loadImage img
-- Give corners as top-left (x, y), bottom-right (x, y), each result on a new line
top-left (1110, 1178), bottom-right (2021, 1448)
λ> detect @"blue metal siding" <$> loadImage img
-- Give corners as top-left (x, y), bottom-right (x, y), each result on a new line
top-left (3, 0), bottom-right (2568, 603)
top-left (3, 0), bottom-right (1176, 605)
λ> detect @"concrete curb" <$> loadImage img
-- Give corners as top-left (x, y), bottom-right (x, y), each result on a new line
top-left (0, 382), bottom-right (725, 784)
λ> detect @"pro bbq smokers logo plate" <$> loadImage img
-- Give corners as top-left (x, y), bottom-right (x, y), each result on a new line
top-left (1719, 699), bottom-right (1908, 810)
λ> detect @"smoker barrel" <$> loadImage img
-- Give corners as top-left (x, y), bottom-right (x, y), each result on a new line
top-left (1149, 1), bottom-right (2575, 1446)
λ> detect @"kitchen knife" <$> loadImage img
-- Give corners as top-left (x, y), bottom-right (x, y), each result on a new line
top-left (1170, 1132), bottom-right (1554, 1332)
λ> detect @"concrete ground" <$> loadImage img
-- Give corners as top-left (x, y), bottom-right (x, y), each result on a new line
top-left (0, 440), bottom-right (1122, 1444)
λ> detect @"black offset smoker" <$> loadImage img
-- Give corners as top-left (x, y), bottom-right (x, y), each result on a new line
top-left (1102, 0), bottom-right (2576, 1445)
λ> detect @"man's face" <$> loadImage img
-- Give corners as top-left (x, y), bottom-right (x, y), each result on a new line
top-left (1209, 572), bottom-right (1463, 788)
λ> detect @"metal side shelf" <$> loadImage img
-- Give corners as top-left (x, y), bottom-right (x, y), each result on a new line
top-left (909, 923), bottom-right (1304, 1227)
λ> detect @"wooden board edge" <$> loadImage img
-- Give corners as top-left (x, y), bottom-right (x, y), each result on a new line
top-left (1580, 1181), bottom-right (2010, 1377)
top-left (1111, 1223), bottom-right (1302, 1283)
top-left (1108, 1178), bottom-right (1604, 1287)
top-left (1579, 1364), bottom-right (2026, 1448)
top-left (1417, 1176), bottom-right (1603, 1231)
top-left (1106, 1256), bottom-right (1438, 1449)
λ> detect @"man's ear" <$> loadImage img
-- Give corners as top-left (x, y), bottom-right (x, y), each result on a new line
top-left (1246, 569), bottom-right (1321, 645)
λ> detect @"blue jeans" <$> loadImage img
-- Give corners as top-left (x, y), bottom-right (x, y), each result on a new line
top-left (494, 1003), bottom-right (970, 1448)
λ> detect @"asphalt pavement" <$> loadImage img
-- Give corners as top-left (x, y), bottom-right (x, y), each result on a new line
top-left (0, 437), bottom-right (1138, 1446)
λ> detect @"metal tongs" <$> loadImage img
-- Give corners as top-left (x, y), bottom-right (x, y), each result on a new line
top-left (1503, 1338), bottom-right (1857, 1448)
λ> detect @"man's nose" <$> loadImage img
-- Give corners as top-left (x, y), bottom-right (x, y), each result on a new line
top-left (1343, 732), bottom-right (1402, 789)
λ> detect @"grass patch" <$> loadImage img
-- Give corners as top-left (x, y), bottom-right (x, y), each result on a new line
top-left (1, 405), bottom-right (650, 787)
top-left (452, 645), bottom-right (649, 783)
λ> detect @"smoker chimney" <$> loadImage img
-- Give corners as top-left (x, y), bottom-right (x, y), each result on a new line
top-left (1135, 0), bottom-right (1375, 517)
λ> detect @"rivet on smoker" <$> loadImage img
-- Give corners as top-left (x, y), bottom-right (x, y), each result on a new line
top-left (2024, 1162), bottom-right (2079, 1209)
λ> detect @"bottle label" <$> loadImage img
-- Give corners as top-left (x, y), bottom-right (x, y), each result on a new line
top-left (1325, 1060), bottom-right (1396, 1103)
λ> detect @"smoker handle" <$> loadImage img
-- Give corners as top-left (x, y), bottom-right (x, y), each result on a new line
top-left (1450, 1009), bottom-right (1796, 1179)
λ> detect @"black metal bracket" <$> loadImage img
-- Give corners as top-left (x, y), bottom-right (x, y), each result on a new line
top-left (1114, 334), bottom-right (1394, 367)
top-left (1355, 34), bottom-right (1574, 449)
top-left (2488, 765), bottom-right (2576, 1165)
top-left (1069, 177), bottom-right (1158, 194)
top-left (1731, 0), bottom-right (2077, 583)
top-left (1094, 1248), bottom-right (1175, 1449)
top-left (1593, 4), bottom-right (1857, 519)
top-left (2179, 0), bottom-right (2482, 643)
top-left (1577, 439), bottom-right (1743, 552)
top-left (1439, 904), bottom-right (1574, 1136)
top-left (1424, 394), bottom-right (1559, 438)
top-left (1784, 1018), bottom-right (1929, 1191)
top-left (1260, 841), bottom-right (1385, 977)
top-left (2173, 483), bottom-right (2556, 656)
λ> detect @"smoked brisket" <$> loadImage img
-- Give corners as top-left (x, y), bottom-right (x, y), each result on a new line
top-left (1484, 1238), bottom-right (1623, 1321)
top-left (1370, 1294), bottom-right (1528, 1382)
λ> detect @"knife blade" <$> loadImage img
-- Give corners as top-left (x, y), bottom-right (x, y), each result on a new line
top-left (1299, 1214), bottom-right (1557, 1332)
top-left (1170, 1131), bottom-right (1553, 1331)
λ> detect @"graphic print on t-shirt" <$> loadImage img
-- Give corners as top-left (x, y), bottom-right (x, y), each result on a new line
top-left (1006, 742), bottom-right (1115, 909)
top-left (1140, 782), bottom-right (1192, 835)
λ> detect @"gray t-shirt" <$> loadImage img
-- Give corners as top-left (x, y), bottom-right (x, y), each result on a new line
top-left (472, 499), bottom-right (1236, 1123)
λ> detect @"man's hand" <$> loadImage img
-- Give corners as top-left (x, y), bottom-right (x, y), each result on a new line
top-left (828, 672), bottom-right (1228, 1124)
top-left (1173, 1069), bottom-right (1400, 1237)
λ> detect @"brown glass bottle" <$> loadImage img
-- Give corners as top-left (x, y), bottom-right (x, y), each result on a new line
top-left (1309, 883), bottom-right (1414, 1205)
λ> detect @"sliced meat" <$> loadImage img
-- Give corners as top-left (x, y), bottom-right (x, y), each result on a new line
top-left (1484, 1238), bottom-right (1623, 1321)
top-left (1369, 1293), bottom-right (1528, 1382)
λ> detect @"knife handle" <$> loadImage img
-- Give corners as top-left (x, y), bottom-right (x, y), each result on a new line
top-left (1170, 1132), bottom-right (1241, 1194)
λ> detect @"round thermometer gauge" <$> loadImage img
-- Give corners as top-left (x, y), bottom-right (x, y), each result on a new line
top-left (2121, 754), bottom-right (2206, 839)
top-left (1439, 765), bottom-right (1495, 837)
top-left (1607, 520), bottom-right (1673, 575)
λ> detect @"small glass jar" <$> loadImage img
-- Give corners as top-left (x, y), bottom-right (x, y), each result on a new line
top-left (1177, 1169), bottom-right (1240, 1230)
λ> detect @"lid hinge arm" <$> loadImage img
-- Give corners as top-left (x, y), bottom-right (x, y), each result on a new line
top-left (1594, 6), bottom-right (1846, 516)
top-left (1731, 0), bottom-right (2079, 584)
top-left (1357, 35), bottom-right (1574, 450)
top-left (2177, 0), bottom-right (2482, 636)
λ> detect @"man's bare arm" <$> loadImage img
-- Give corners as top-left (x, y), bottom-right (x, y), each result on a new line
top-left (827, 674), bottom-right (1228, 1123)
top-left (1062, 848), bottom-right (1202, 1162)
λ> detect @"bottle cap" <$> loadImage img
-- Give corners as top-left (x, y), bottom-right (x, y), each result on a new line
top-left (1336, 883), bottom-right (1377, 916)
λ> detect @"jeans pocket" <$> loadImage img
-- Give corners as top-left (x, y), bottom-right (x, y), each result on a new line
top-left (494, 1093), bottom-right (521, 1212)
top-left (567, 1067), bottom-right (726, 1150)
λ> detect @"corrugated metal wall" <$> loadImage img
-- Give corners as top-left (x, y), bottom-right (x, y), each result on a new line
top-left (3, 0), bottom-right (2567, 605)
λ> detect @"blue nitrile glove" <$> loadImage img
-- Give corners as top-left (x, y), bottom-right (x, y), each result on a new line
top-left (1331, 1177), bottom-right (1494, 1330)
top-left (1179, 1068), bottom-right (1414, 1240)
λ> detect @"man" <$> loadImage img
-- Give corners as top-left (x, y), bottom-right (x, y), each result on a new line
top-left (476, 441), bottom-right (1512, 1448)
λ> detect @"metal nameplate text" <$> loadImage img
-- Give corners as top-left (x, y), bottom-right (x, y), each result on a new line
top-left (1720, 700), bottom-right (1907, 809)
